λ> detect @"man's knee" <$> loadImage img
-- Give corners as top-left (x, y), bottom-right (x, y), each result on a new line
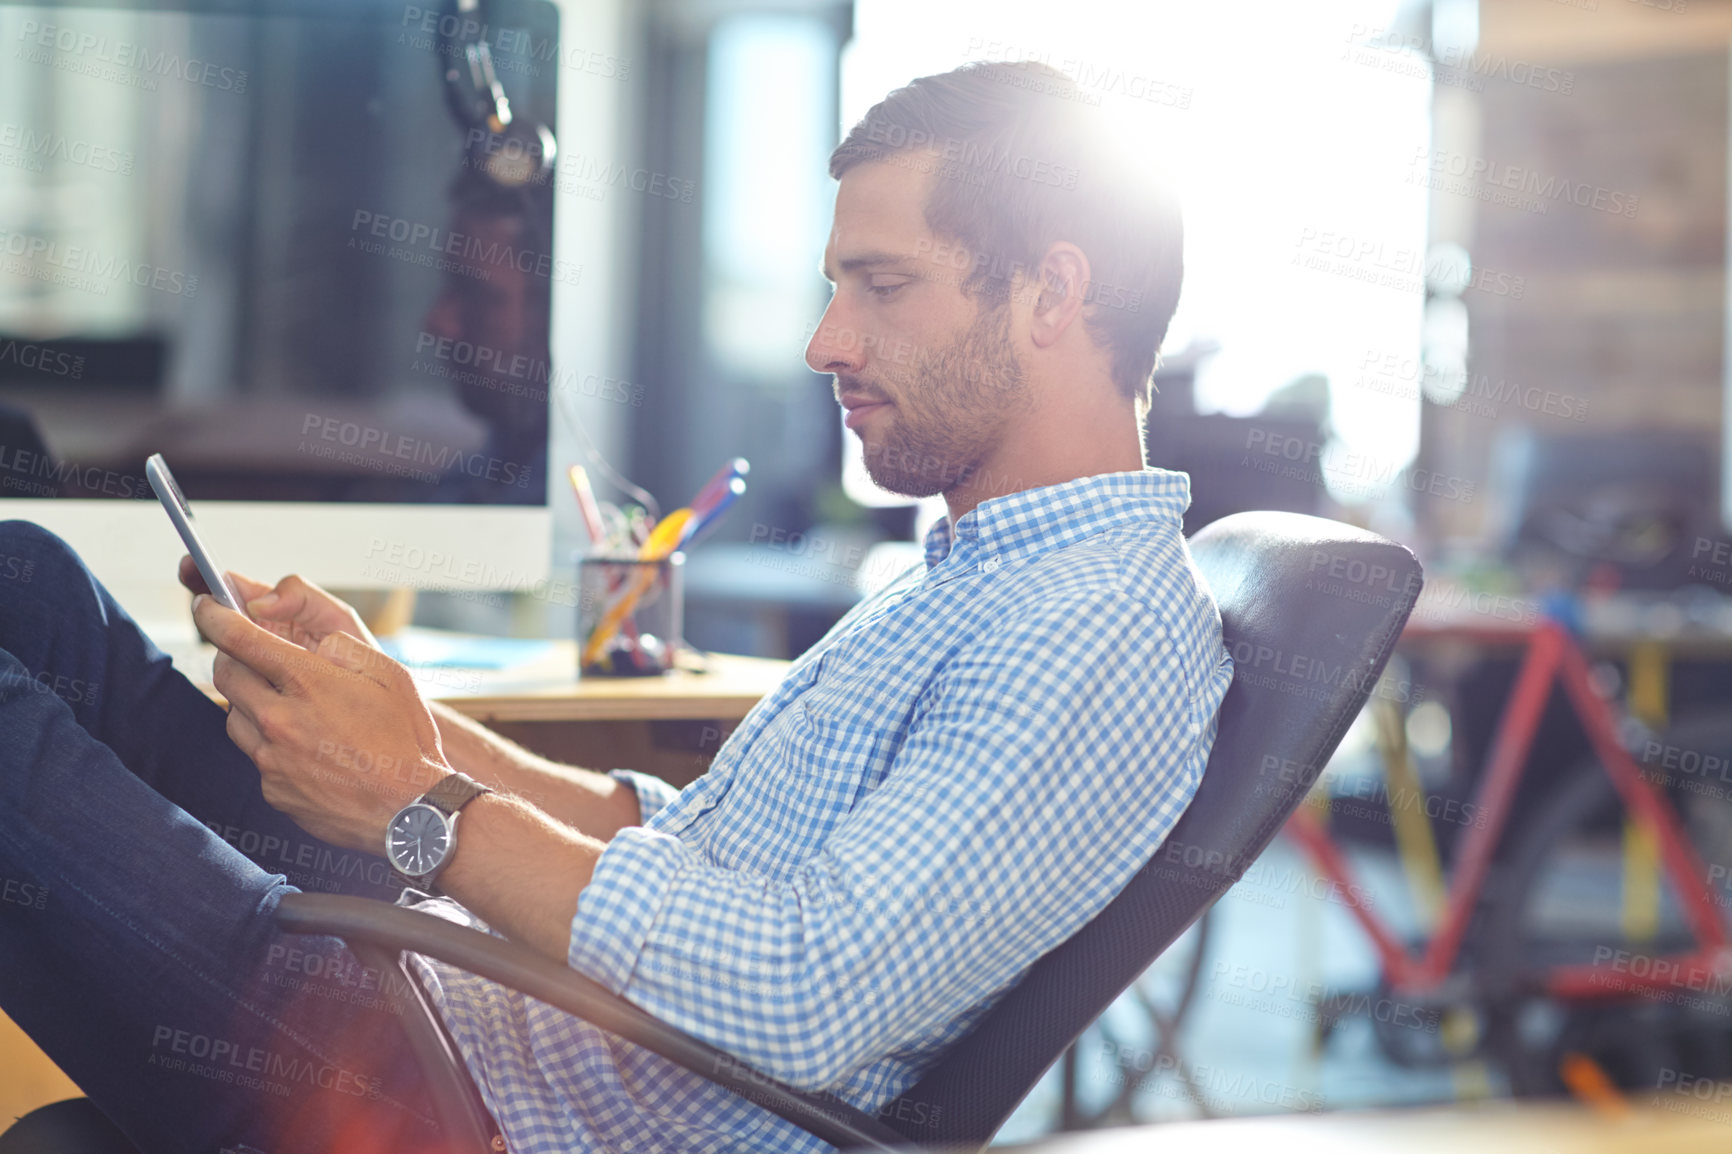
top-left (0, 521), bottom-right (95, 610)
top-left (0, 520), bottom-right (77, 587)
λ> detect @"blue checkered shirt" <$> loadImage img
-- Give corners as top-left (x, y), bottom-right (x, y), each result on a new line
top-left (411, 467), bottom-right (1234, 1152)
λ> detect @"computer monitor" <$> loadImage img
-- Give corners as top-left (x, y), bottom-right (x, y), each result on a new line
top-left (0, 0), bottom-right (561, 612)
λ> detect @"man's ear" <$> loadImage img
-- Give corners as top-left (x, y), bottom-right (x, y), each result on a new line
top-left (1029, 242), bottom-right (1091, 350)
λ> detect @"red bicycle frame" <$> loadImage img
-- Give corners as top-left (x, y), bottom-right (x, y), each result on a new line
top-left (1283, 618), bottom-right (1728, 1001)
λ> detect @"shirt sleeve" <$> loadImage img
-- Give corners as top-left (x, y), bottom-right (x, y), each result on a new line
top-left (607, 768), bottom-right (682, 825)
top-left (568, 585), bottom-right (1222, 1091)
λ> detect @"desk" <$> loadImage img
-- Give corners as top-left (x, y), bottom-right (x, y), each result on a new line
top-left (430, 648), bottom-right (791, 787)
top-left (178, 632), bottom-right (790, 788)
top-left (187, 633), bottom-right (795, 794)
top-left (434, 649), bottom-right (789, 724)
top-left (187, 636), bottom-right (786, 720)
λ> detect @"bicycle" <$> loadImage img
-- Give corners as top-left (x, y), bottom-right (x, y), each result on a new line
top-left (1053, 608), bottom-right (1732, 1129)
top-left (1284, 612), bottom-right (1732, 1092)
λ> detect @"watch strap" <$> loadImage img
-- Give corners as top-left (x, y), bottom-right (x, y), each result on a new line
top-left (420, 771), bottom-right (493, 817)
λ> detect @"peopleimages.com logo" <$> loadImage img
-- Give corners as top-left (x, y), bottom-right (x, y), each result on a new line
top-left (298, 414), bottom-right (533, 488)
top-left (0, 122), bottom-right (134, 175)
top-left (15, 19), bottom-right (248, 92)
top-left (348, 210), bottom-right (584, 287)
top-left (0, 338), bottom-right (84, 379)
top-left (0, 229), bottom-right (198, 297)
top-left (1408, 146), bottom-right (1639, 218)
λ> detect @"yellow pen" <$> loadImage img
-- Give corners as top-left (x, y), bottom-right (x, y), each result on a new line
top-left (638, 508), bottom-right (694, 560)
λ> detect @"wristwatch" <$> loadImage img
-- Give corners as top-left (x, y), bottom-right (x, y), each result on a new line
top-left (385, 772), bottom-right (493, 893)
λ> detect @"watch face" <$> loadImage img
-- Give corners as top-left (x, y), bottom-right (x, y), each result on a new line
top-left (388, 804), bottom-right (451, 878)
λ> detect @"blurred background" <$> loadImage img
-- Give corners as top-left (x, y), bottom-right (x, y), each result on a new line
top-left (4, 0), bottom-right (1732, 1144)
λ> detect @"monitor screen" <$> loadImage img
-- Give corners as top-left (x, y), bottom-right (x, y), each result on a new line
top-left (0, 0), bottom-right (559, 507)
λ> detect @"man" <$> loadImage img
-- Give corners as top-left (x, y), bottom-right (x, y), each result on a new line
top-left (0, 60), bottom-right (1230, 1153)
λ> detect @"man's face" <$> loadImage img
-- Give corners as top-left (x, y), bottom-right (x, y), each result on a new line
top-left (807, 157), bottom-right (1030, 499)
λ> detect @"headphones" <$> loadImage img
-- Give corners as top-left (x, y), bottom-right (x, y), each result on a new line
top-left (439, 0), bottom-right (558, 191)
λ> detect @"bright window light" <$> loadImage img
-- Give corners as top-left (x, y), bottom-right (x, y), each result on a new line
top-left (838, 0), bottom-right (1430, 512)
top-left (705, 14), bottom-right (836, 383)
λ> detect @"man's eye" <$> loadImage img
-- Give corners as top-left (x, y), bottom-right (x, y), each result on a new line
top-left (868, 281), bottom-right (909, 299)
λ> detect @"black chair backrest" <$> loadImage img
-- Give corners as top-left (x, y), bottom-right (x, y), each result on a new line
top-left (877, 511), bottom-right (1422, 1148)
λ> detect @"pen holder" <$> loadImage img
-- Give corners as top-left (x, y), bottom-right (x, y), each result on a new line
top-left (576, 552), bottom-right (685, 677)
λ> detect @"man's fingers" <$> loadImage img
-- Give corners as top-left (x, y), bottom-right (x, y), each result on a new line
top-left (176, 560), bottom-right (321, 631)
top-left (179, 556), bottom-right (271, 602)
top-left (177, 555), bottom-right (207, 595)
top-left (249, 575), bottom-right (378, 647)
top-left (315, 630), bottom-right (392, 684)
top-left (228, 571), bottom-right (275, 603)
top-left (211, 650), bottom-right (279, 717)
top-left (224, 703), bottom-right (265, 762)
top-left (194, 595), bottom-right (316, 693)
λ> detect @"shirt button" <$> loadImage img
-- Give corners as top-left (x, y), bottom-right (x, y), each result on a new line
top-left (981, 557), bottom-right (1000, 574)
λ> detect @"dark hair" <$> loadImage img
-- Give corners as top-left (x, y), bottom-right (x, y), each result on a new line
top-left (830, 61), bottom-right (1183, 414)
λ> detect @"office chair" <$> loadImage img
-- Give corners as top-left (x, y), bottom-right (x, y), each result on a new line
top-left (7, 510), bottom-right (1421, 1152)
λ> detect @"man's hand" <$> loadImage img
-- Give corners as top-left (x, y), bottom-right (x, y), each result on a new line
top-left (179, 556), bottom-right (644, 851)
top-left (192, 593), bottom-right (451, 853)
top-left (179, 557), bottom-right (378, 653)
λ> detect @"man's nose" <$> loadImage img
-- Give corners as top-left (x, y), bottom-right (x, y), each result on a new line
top-left (804, 298), bottom-right (865, 376)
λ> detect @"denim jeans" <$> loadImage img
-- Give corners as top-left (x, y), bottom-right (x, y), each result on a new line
top-left (0, 521), bottom-right (450, 1153)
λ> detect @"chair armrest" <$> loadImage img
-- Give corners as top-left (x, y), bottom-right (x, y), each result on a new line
top-left (274, 892), bottom-right (911, 1153)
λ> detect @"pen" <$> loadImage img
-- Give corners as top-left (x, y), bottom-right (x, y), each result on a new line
top-left (683, 476), bottom-right (744, 547)
top-left (690, 458), bottom-right (749, 519)
top-left (567, 465), bottom-right (608, 546)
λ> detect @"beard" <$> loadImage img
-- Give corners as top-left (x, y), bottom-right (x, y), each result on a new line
top-left (850, 301), bottom-right (1031, 499)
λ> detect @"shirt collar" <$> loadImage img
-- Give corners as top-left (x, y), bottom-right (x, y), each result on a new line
top-left (921, 467), bottom-right (1192, 571)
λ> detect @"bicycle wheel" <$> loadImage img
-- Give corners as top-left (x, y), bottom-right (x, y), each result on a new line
top-left (1475, 721), bottom-right (1732, 1095)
